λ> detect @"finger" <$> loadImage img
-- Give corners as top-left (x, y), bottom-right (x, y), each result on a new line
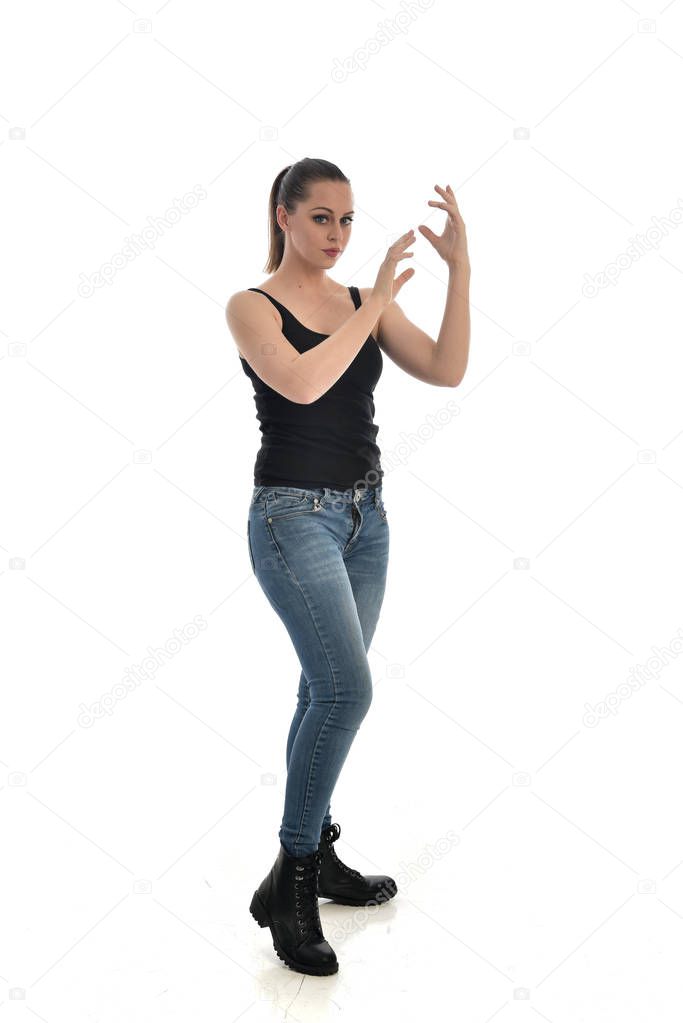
top-left (446, 194), bottom-right (464, 224)
top-left (394, 267), bottom-right (415, 290)
top-left (427, 200), bottom-right (458, 223)
top-left (435, 184), bottom-right (456, 202)
top-left (443, 186), bottom-right (462, 216)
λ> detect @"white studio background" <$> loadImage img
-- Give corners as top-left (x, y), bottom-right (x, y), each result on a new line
top-left (2, 0), bottom-right (683, 1020)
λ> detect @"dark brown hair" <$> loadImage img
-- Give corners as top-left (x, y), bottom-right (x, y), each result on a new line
top-left (265, 158), bottom-right (351, 273)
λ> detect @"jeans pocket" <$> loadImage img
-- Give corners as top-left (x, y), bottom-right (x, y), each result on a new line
top-left (264, 490), bottom-right (318, 522)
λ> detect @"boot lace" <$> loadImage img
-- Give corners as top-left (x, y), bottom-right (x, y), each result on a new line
top-left (294, 849), bottom-right (324, 937)
top-left (322, 823), bottom-right (364, 880)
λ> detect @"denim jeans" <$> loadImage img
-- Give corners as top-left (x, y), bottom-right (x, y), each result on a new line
top-left (246, 483), bottom-right (390, 857)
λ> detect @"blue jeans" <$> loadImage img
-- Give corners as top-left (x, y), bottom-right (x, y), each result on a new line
top-left (247, 483), bottom-right (390, 857)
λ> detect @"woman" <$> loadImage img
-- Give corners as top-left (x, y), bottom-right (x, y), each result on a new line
top-left (225, 157), bottom-right (470, 976)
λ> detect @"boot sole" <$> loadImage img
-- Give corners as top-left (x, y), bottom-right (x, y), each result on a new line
top-left (249, 891), bottom-right (339, 976)
top-left (318, 889), bottom-right (397, 906)
top-left (321, 896), bottom-right (394, 904)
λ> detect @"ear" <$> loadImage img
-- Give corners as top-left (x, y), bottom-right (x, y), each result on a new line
top-left (276, 203), bottom-right (289, 232)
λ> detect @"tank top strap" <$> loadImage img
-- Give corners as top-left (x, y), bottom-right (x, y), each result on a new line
top-left (246, 286), bottom-right (361, 317)
top-left (249, 286), bottom-right (359, 312)
top-left (247, 287), bottom-right (285, 313)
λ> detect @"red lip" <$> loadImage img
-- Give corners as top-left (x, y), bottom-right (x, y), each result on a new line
top-left (323, 249), bottom-right (340, 254)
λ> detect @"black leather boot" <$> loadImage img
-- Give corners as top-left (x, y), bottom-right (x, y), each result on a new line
top-left (249, 843), bottom-right (338, 975)
top-left (317, 823), bottom-right (398, 906)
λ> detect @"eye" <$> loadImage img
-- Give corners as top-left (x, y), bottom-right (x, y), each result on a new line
top-left (313, 215), bottom-right (354, 225)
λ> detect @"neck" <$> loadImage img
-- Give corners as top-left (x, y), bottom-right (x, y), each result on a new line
top-left (272, 250), bottom-right (335, 292)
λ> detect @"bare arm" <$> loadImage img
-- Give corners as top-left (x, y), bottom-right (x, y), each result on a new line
top-left (431, 263), bottom-right (470, 387)
top-left (359, 264), bottom-right (470, 387)
top-left (226, 291), bottom-right (310, 403)
top-left (226, 290), bottom-right (386, 404)
top-left (418, 184), bottom-right (471, 386)
top-left (296, 294), bottom-right (385, 401)
top-left (360, 287), bottom-right (444, 386)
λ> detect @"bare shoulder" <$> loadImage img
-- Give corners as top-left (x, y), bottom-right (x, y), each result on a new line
top-left (226, 288), bottom-right (281, 326)
top-left (226, 287), bottom-right (251, 313)
top-left (226, 287), bottom-right (268, 312)
top-left (225, 288), bottom-right (282, 360)
top-left (224, 289), bottom-right (311, 402)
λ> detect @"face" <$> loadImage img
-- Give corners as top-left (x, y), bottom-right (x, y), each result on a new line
top-left (277, 180), bottom-right (354, 265)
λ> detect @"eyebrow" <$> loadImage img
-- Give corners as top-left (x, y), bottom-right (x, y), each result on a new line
top-left (309, 206), bottom-right (355, 215)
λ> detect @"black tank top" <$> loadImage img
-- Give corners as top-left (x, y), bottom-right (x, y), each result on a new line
top-left (239, 285), bottom-right (384, 490)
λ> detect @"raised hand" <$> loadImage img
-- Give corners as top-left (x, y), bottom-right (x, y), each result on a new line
top-left (418, 184), bottom-right (469, 269)
top-left (371, 229), bottom-right (416, 307)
